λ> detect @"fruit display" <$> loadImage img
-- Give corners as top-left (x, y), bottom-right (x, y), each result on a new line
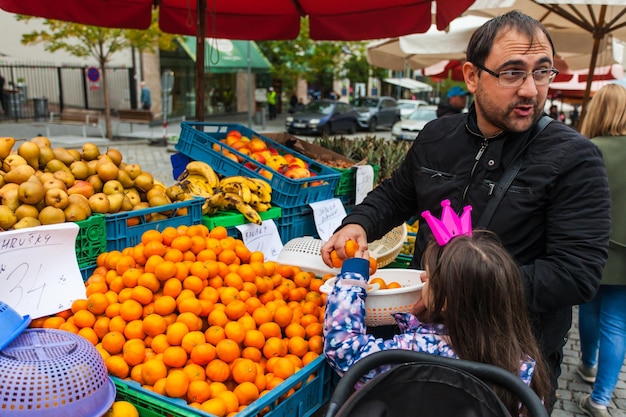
top-left (32, 225), bottom-right (328, 417)
top-left (400, 220), bottom-right (419, 256)
top-left (0, 137), bottom-right (197, 231)
top-left (174, 160), bottom-right (273, 225)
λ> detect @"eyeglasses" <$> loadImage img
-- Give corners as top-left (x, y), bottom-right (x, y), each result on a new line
top-left (472, 63), bottom-right (559, 88)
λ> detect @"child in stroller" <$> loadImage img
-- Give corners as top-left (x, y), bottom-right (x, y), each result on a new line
top-left (323, 201), bottom-right (550, 417)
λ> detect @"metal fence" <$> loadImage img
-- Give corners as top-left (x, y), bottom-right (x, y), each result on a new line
top-left (1, 62), bottom-right (136, 121)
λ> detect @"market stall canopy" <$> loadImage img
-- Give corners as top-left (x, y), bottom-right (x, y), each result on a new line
top-left (549, 63), bottom-right (625, 99)
top-left (384, 77), bottom-right (433, 92)
top-left (0, 0), bottom-right (478, 41)
top-left (180, 37), bottom-right (271, 73)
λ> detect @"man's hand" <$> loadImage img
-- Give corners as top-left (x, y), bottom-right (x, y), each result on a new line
top-left (321, 224), bottom-right (369, 268)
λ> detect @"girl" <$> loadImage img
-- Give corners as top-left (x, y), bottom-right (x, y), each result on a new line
top-left (324, 229), bottom-right (550, 417)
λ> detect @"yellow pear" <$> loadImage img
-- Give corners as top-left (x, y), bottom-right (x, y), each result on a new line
top-left (64, 202), bottom-right (89, 222)
top-left (30, 136), bottom-right (51, 148)
top-left (4, 165), bottom-right (36, 185)
top-left (2, 154), bottom-right (27, 172)
top-left (18, 176), bottom-right (45, 205)
top-left (17, 141), bottom-right (41, 169)
top-left (14, 204), bottom-right (39, 220)
top-left (38, 146), bottom-right (56, 168)
top-left (52, 147), bottom-right (76, 165)
top-left (0, 137), bottom-right (16, 160)
top-left (81, 143), bottom-right (101, 161)
top-left (38, 206), bottom-right (66, 225)
top-left (12, 216), bottom-right (41, 230)
top-left (0, 205), bottom-right (17, 230)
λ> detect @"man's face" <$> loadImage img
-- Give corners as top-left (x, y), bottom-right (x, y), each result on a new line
top-left (464, 28), bottom-right (553, 137)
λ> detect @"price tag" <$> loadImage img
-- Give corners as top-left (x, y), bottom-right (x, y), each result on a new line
top-left (309, 198), bottom-right (347, 241)
top-left (355, 165), bottom-right (375, 204)
top-left (0, 223), bottom-right (86, 319)
top-left (236, 220), bottom-right (283, 261)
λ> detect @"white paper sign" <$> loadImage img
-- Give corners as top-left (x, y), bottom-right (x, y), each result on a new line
top-left (236, 220), bottom-right (283, 260)
top-left (309, 198), bottom-right (348, 241)
top-left (355, 165), bottom-right (375, 204)
top-left (0, 223), bottom-right (86, 319)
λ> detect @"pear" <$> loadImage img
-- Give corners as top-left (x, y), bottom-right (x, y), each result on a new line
top-left (134, 172), bottom-right (154, 193)
top-left (123, 163), bottom-right (142, 180)
top-left (17, 141), bottom-right (41, 169)
top-left (116, 169), bottom-right (134, 188)
top-left (53, 170), bottom-right (76, 189)
top-left (52, 147), bottom-right (76, 165)
top-left (64, 202), bottom-right (89, 222)
top-left (70, 160), bottom-right (90, 180)
top-left (3, 154), bottom-right (28, 172)
top-left (86, 174), bottom-right (103, 193)
top-left (0, 137), bottom-right (16, 160)
top-left (121, 194), bottom-right (133, 212)
top-left (14, 204), bottom-right (40, 220)
top-left (12, 216), bottom-right (41, 230)
top-left (102, 180), bottom-right (124, 195)
top-left (37, 171), bottom-right (55, 183)
top-left (96, 162), bottom-right (119, 182)
top-left (96, 154), bottom-right (114, 167)
top-left (88, 193), bottom-right (110, 214)
top-left (0, 182), bottom-right (20, 196)
top-left (46, 159), bottom-right (71, 173)
top-left (106, 192), bottom-right (125, 213)
top-left (106, 148), bottom-right (123, 166)
top-left (0, 205), bottom-right (17, 230)
top-left (67, 194), bottom-right (91, 217)
top-left (37, 146), bottom-right (55, 168)
top-left (38, 206), bottom-right (66, 225)
top-left (44, 188), bottom-right (70, 209)
top-left (81, 143), bottom-right (101, 161)
top-left (30, 136), bottom-right (51, 148)
top-left (18, 176), bottom-right (45, 205)
top-left (147, 188), bottom-right (171, 207)
top-left (4, 165), bottom-right (36, 185)
top-left (132, 202), bottom-right (150, 211)
top-left (124, 188), bottom-right (142, 207)
top-left (68, 149), bottom-right (82, 162)
top-left (86, 160), bottom-right (99, 176)
top-left (42, 178), bottom-right (67, 192)
top-left (2, 189), bottom-right (20, 211)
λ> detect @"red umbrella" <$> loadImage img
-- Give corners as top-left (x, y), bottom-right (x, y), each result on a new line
top-left (0, 0), bottom-right (476, 41)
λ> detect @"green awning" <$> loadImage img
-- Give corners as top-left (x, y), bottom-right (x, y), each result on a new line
top-left (180, 37), bottom-right (271, 74)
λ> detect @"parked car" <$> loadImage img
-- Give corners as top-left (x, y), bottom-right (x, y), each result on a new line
top-left (353, 96), bottom-right (400, 132)
top-left (397, 99), bottom-right (429, 119)
top-left (391, 106), bottom-right (438, 140)
top-left (285, 99), bottom-right (359, 135)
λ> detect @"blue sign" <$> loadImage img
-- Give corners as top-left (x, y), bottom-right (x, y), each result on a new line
top-left (87, 67), bottom-right (100, 82)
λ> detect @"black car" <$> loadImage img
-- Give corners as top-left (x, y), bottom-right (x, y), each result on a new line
top-left (285, 100), bottom-right (359, 135)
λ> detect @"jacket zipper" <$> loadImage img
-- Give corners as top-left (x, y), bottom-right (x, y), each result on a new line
top-left (462, 138), bottom-right (489, 202)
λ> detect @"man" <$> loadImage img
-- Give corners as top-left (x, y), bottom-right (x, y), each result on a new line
top-left (436, 85), bottom-right (469, 117)
top-left (140, 81), bottom-right (151, 110)
top-left (321, 10), bottom-right (610, 414)
top-left (267, 86), bottom-right (277, 120)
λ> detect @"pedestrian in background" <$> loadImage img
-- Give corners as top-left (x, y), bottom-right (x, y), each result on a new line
top-left (576, 83), bottom-right (626, 417)
top-left (436, 85), bottom-right (469, 117)
top-left (321, 11), bottom-right (611, 414)
top-left (267, 86), bottom-right (277, 120)
top-left (140, 81), bottom-right (151, 110)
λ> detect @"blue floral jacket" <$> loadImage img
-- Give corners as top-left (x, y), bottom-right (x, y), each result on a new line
top-left (323, 270), bottom-right (536, 386)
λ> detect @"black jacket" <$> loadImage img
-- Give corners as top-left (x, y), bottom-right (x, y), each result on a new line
top-left (436, 101), bottom-right (462, 117)
top-left (343, 106), bottom-right (611, 355)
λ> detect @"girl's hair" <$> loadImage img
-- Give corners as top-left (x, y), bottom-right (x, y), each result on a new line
top-left (580, 83), bottom-right (626, 138)
top-left (421, 229), bottom-right (550, 416)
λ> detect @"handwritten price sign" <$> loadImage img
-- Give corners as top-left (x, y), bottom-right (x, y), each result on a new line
top-left (0, 223), bottom-right (86, 319)
top-left (236, 220), bottom-right (283, 261)
top-left (309, 198), bottom-right (347, 241)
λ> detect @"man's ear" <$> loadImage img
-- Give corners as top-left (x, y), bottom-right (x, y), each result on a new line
top-left (463, 62), bottom-right (478, 95)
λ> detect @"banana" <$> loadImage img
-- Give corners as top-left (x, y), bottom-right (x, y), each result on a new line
top-left (185, 161), bottom-right (220, 189)
top-left (220, 176), bottom-right (258, 191)
top-left (251, 202), bottom-right (272, 213)
top-left (206, 192), bottom-right (230, 210)
top-left (223, 193), bottom-right (262, 225)
top-left (219, 181), bottom-right (252, 203)
top-left (181, 179), bottom-right (213, 198)
top-left (249, 178), bottom-right (271, 195)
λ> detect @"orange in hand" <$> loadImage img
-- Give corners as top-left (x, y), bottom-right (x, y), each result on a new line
top-left (344, 240), bottom-right (359, 258)
top-left (330, 250), bottom-right (342, 268)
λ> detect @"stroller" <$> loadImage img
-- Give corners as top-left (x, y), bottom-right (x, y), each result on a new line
top-left (323, 350), bottom-right (548, 417)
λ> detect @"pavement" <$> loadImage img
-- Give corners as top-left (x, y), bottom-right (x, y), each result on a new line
top-left (1, 113), bottom-right (625, 416)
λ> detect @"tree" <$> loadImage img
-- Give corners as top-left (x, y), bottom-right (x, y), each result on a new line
top-left (17, 13), bottom-right (176, 139)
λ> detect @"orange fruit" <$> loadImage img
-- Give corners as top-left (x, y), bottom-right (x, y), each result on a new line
top-left (387, 281), bottom-right (402, 289)
top-left (108, 315), bottom-right (127, 333)
top-left (178, 297), bottom-right (203, 316)
top-left (252, 307), bottom-right (273, 326)
top-left (302, 351), bottom-right (319, 367)
top-left (273, 305), bottom-right (293, 328)
top-left (215, 339), bottom-right (241, 363)
top-left (201, 398), bottom-right (227, 417)
top-left (233, 381), bottom-right (259, 406)
top-left (284, 322), bottom-right (306, 339)
top-left (120, 299), bottom-right (144, 321)
top-left (143, 240), bottom-right (166, 258)
top-left (93, 316), bottom-right (111, 339)
top-left (187, 380), bottom-right (212, 404)
top-left (162, 345), bottom-right (188, 368)
top-left (102, 331), bottom-right (126, 355)
top-left (130, 285), bottom-right (153, 306)
top-left (141, 229), bottom-right (163, 245)
top-left (142, 358), bottom-right (168, 386)
top-left (225, 300), bottom-right (246, 320)
top-left (150, 334), bottom-right (170, 354)
top-left (124, 319), bottom-right (146, 340)
top-left (105, 355), bottom-right (130, 378)
top-left (137, 272), bottom-right (161, 293)
top-left (183, 275), bottom-right (204, 295)
top-left (154, 261), bottom-right (177, 281)
top-left (171, 235), bottom-right (192, 252)
top-left (71, 298), bottom-right (89, 314)
top-left (345, 239), bottom-right (359, 258)
top-left (305, 322), bottom-right (323, 339)
top-left (218, 248), bottom-right (237, 265)
top-left (181, 330), bottom-right (206, 354)
top-left (208, 309), bottom-right (229, 328)
top-left (73, 309), bottom-right (96, 329)
top-left (166, 321), bottom-right (189, 346)
top-left (272, 357), bottom-right (296, 379)
top-left (241, 346), bottom-right (262, 362)
top-left (329, 250), bottom-right (342, 268)
top-left (215, 390), bottom-right (239, 414)
top-left (205, 325), bottom-right (226, 345)
top-left (77, 327), bottom-right (99, 345)
top-left (161, 226), bottom-right (179, 246)
top-left (205, 359), bottom-right (231, 382)
top-left (153, 295), bottom-right (177, 316)
top-left (308, 335), bottom-right (323, 354)
top-left (368, 277), bottom-right (387, 290)
top-left (142, 314), bottom-right (167, 337)
top-left (258, 322), bottom-right (282, 339)
top-left (287, 336), bottom-right (309, 357)
top-left (165, 369), bottom-right (189, 398)
top-left (122, 339), bottom-right (146, 366)
top-left (243, 329), bottom-right (265, 349)
top-left (224, 321), bottom-right (245, 344)
top-left (87, 292), bottom-right (109, 315)
top-left (369, 256), bottom-right (378, 274)
top-left (231, 358), bottom-right (258, 384)
top-left (190, 343), bottom-right (216, 365)
top-left (262, 337), bottom-right (287, 359)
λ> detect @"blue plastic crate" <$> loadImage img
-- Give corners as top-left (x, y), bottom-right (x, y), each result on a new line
top-left (105, 197), bottom-right (204, 252)
top-left (274, 205), bottom-right (318, 244)
top-left (80, 264), bottom-right (97, 282)
top-left (175, 122), bottom-right (341, 208)
top-left (112, 355), bottom-right (335, 417)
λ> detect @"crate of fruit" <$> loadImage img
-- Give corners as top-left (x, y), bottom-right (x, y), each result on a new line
top-left (333, 163), bottom-right (380, 197)
top-left (105, 197), bottom-right (204, 252)
top-left (75, 214), bottom-right (106, 268)
top-left (175, 122), bottom-right (341, 208)
top-left (112, 355), bottom-right (336, 417)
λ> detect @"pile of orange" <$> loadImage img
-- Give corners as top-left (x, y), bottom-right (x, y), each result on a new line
top-left (31, 224), bottom-right (330, 417)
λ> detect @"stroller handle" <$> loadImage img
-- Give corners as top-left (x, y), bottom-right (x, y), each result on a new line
top-left (324, 350), bottom-right (548, 417)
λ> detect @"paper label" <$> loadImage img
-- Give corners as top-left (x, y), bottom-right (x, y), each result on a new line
top-left (310, 198), bottom-right (348, 241)
top-left (355, 165), bottom-right (375, 204)
top-left (236, 220), bottom-right (283, 260)
top-left (0, 223), bottom-right (86, 319)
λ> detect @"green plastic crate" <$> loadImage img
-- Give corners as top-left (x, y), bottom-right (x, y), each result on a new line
top-left (75, 214), bottom-right (106, 268)
top-left (112, 355), bottom-right (335, 417)
top-left (334, 164), bottom-right (379, 197)
top-left (202, 206), bottom-right (282, 229)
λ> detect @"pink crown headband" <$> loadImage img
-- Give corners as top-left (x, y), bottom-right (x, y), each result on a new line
top-left (421, 199), bottom-right (473, 246)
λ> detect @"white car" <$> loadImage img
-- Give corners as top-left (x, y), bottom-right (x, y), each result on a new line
top-left (397, 99), bottom-right (429, 119)
top-left (391, 106), bottom-right (437, 140)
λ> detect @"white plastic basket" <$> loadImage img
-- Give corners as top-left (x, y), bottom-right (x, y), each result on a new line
top-left (320, 268), bottom-right (424, 327)
top-left (276, 224), bottom-right (408, 277)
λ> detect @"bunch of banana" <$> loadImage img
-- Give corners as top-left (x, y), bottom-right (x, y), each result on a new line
top-left (176, 161), bottom-right (221, 214)
top-left (200, 176), bottom-right (273, 225)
